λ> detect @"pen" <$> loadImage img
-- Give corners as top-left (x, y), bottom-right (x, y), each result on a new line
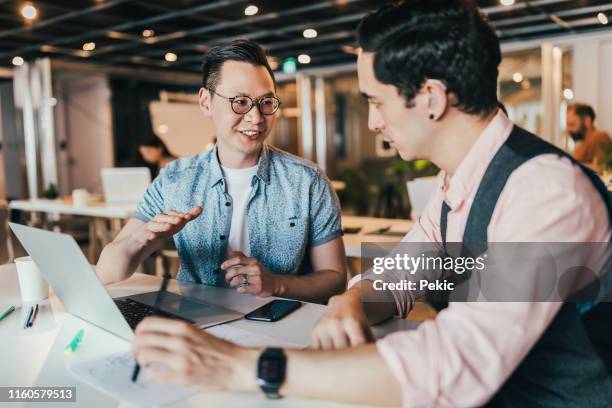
top-left (64, 329), bottom-right (84, 356)
top-left (0, 306), bottom-right (15, 321)
top-left (28, 304), bottom-right (39, 327)
top-left (131, 271), bottom-right (171, 383)
top-left (23, 306), bottom-right (34, 329)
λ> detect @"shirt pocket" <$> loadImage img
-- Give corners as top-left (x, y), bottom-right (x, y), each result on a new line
top-left (273, 216), bottom-right (309, 273)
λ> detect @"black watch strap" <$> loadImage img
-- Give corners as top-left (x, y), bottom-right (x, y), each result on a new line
top-left (257, 347), bottom-right (286, 399)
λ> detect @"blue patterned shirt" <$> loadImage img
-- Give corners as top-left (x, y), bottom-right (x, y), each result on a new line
top-left (133, 144), bottom-right (342, 286)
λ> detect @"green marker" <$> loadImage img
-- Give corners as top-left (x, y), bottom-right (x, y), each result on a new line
top-left (64, 329), bottom-right (84, 356)
top-left (0, 306), bottom-right (15, 321)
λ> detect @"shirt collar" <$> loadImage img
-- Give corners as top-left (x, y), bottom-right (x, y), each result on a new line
top-left (206, 144), bottom-right (271, 189)
top-left (440, 110), bottom-right (514, 210)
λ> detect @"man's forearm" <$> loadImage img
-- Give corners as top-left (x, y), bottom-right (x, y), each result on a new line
top-left (234, 344), bottom-right (402, 406)
top-left (275, 270), bottom-right (346, 304)
top-left (96, 236), bottom-right (159, 284)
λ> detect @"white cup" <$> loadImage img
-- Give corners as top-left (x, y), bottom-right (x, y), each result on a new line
top-left (72, 189), bottom-right (90, 207)
top-left (15, 256), bottom-right (49, 302)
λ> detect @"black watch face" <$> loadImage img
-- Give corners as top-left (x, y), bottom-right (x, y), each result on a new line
top-left (258, 353), bottom-right (285, 383)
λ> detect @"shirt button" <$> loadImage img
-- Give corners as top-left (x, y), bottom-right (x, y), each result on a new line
top-left (220, 235), bottom-right (226, 240)
top-left (290, 222), bottom-right (295, 227)
top-left (225, 202), bottom-right (231, 206)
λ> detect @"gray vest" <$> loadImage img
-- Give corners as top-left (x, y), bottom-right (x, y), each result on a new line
top-left (439, 126), bottom-right (612, 407)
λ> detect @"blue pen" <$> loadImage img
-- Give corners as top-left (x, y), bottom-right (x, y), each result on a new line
top-left (23, 306), bottom-right (34, 329)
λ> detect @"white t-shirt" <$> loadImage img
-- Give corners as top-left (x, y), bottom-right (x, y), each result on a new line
top-left (221, 165), bottom-right (258, 257)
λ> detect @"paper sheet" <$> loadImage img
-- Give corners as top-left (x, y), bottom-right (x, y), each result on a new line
top-left (68, 352), bottom-right (197, 407)
top-left (206, 324), bottom-right (306, 348)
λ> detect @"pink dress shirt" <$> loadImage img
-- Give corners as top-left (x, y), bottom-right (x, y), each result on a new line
top-left (355, 111), bottom-right (611, 407)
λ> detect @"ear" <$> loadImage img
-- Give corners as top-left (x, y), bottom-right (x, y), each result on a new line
top-left (423, 79), bottom-right (449, 121)
top-left (198, 87), bottom-right (212, 117)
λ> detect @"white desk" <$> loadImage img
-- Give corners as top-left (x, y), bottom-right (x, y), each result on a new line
top-left (0, 263), bottom-right (414, 407)
top-left (9, 199), bottom-right (136, 219)
top-left (9, 199), bottom-right (136, 263)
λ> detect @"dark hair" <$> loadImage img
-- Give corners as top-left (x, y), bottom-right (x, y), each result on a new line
top-left (139, 134), bottom-right (173, 157)
top-left (201, 39), bottom-right (275, 92)
top-left (357, 0), bottom-right (501, 117)
top-left (568, 103), bottom-right (596, 121)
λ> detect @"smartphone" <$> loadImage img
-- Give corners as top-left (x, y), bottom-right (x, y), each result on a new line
top-left (245, 300), bottom-right (302, 322)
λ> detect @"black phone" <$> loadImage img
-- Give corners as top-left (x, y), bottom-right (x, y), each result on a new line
top-left (245, 300), bottom-right (302, 322)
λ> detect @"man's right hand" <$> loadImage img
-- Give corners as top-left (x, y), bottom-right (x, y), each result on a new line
top-left (138, 206), bottom-right (203, 244)
top-left (310, 287), bottom-right (374, 350)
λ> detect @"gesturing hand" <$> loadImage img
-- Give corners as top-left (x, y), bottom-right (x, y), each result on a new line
top-left (222, 251), bottom-right (278, 297)
top-left (139, 206), bottom-right (202, 243)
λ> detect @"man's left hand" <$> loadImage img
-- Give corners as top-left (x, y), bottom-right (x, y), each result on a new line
top-left (222, 251), bottom-right (279, 297)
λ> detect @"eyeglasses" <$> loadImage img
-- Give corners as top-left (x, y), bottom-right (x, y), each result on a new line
top-left (208, 89), bottom-right (282, 115)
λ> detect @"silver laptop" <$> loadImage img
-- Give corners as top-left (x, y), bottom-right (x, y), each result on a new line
top-left (9, 223), bottom-right (242, 341)
top-left (101, 167), bottom-right (151, 204)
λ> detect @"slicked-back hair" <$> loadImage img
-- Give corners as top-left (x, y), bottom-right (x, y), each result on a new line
top-left (568, 103), bottom-right (596, 122)
top-left (201, 39), bottom-right (276, 92)
top-left (357, 0), bottom-right (501, 117)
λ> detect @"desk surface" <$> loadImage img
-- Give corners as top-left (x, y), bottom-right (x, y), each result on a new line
top-left (0, 263), bottom-right (412, 408)
top-left (9, 199), bottom-right (136, 219)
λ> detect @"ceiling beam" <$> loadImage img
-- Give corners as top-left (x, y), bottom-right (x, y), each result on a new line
top-left (0, 0), bottom-right (133, 40)
top-left (134, 10), bottom-right (367, 64)
top-left (0, 0), bottom-right (249, 59)
top-left (90, 0), bottom-right (366, 59)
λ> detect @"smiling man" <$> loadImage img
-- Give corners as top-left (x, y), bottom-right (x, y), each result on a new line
top-left (97, 40), bottom-right (346, 303)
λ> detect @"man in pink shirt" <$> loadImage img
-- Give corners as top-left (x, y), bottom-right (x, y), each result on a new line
top-left (130, 0), bottom-right (612, 406)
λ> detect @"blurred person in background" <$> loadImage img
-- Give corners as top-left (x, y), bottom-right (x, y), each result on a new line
top-left (567, 103), bottom-right (611, 172)
top-left (138, 134), bottom-right (177, 177)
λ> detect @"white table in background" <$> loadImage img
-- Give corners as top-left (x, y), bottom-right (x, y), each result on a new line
top-left (0, 263), bottom-right (414, 408)
top-left (9, 199), bottom-right (136, 262)
top-left (8, 199), bottom-right (136, 219)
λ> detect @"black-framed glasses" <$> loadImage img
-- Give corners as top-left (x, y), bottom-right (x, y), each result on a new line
top-left (209, 89), bottom-right (282, 115)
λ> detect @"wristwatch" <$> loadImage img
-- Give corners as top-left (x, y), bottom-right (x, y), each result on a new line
top-left (257, 347), bottom-right (287, 399)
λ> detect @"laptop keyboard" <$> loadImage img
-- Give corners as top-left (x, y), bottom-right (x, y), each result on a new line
top-left (114, 298), bottom-right (193, 330)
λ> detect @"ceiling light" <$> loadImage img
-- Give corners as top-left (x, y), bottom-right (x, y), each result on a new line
top-left (12, 56), bottom-right (24, 66)
top-left (563, 88), bottom-right (574, 100)
top-left (21, 4), bottom-right (37, 20)
top-left (500, 0), bottom-right (515, 6)
top-left (142, 29), bottom-right (155, 38)
top-left (297, 54), bottom-right (311, 64)
top-left (512, 72), bottom-right (523, 83)
top-left (82, 42), bottom-right (96, 51)
top-left (303, 28), bottom-right (318, 39)
top-left (597, 12), bottom-right (609, 25)
top-left (244, 5), bottom-right (258, 16)
top-left (164, 52), bottom-right (177, 62)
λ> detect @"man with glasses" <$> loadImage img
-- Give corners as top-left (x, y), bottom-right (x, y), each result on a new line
top-left (97, 39), bottom-right (346, 303)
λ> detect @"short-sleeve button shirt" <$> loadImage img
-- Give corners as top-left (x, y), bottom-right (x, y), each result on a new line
top-left (133, 144), bottom-right (342, 286)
